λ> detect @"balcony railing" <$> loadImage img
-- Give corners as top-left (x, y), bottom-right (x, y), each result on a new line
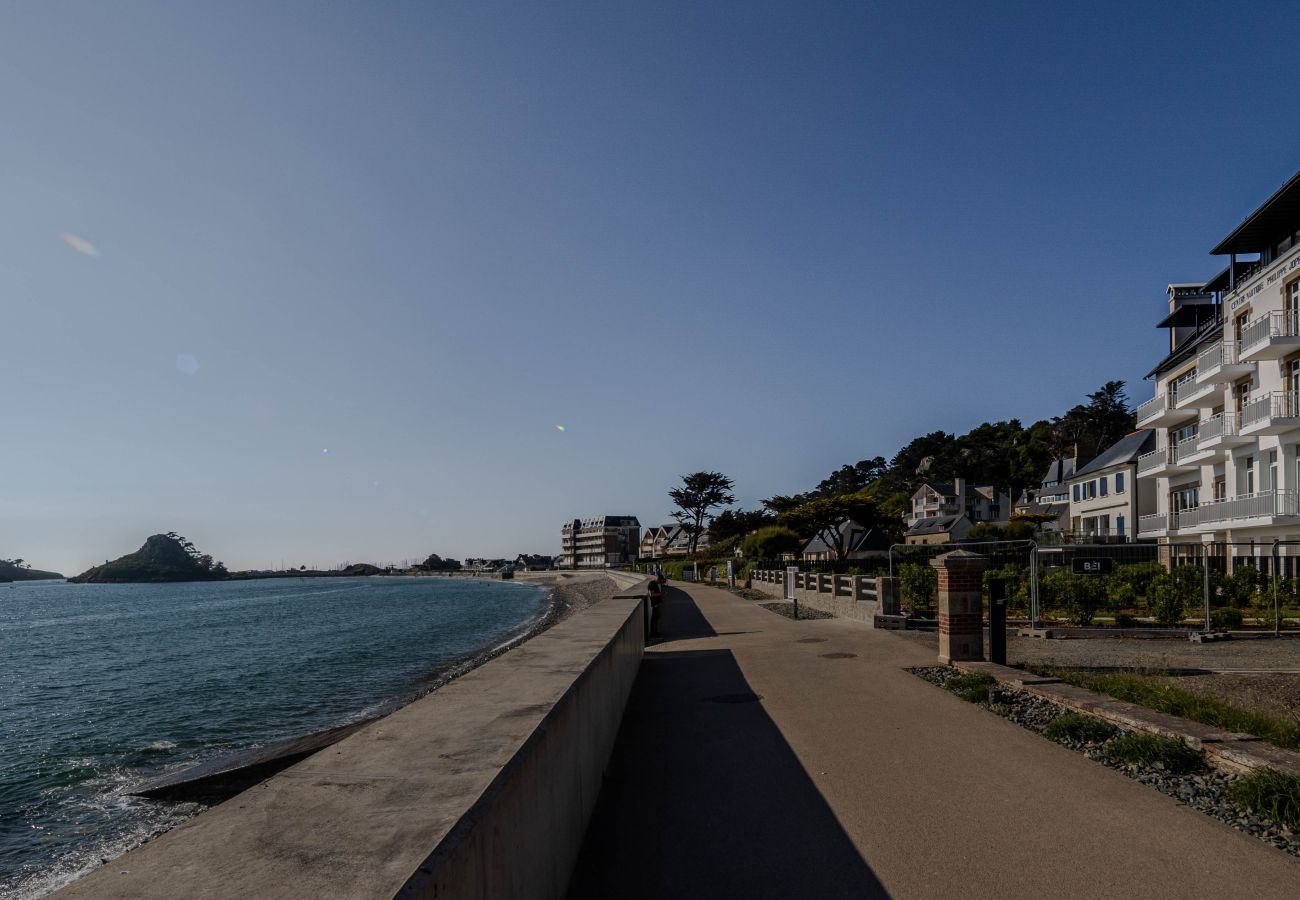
top-left (1168, 371), bottom-right (1199, 404)
top-left (1197, 411), bottom-right (1238, 443)
top-left (1135, 393), bottom-right (1169, 424)
top-left (1138, 513), bottom-right (1167, 534)
top-left (1137, 440), bottom-right (1198, 475)
top-left (1136, 447), bottom-right (1164, 475)
top-left (1241, 310), bottom-right (1300, 353)
top-left (1172, 490), bottom-right (1300, 529)
top-left (1241, 391), bottom-right (1300, 429)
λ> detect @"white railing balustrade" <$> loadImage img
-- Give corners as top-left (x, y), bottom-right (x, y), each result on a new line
top-left (1242, 391), bottom-right (1300, 429)
top-left (1172, 437), bottom-right (1200, 463)
top-left (1136, 447), bottom-right (1165, 475)
top-left (1241, 311), bottom-right (1300, 354)
top-left (1137, 513), bottom-right (1166, 533)
top-left (1197, 412), bottom-right (1237, 443)
top-left (1169, 371), bottom-right (1199, 405)
top-left (1136, 393), bottom-right (1169, 423)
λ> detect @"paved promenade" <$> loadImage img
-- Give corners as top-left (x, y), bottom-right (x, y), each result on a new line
top-left (567, 583), bottom-right (1300, 899)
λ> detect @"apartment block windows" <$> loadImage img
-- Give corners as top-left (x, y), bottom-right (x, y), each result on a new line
top-left (1115, 471), bottom-right (1126, 493)
top-left (1242, 455), bottom-right (1256, 495)
top-left (1269, 450), bottom-right (1279, 493)
top-left (1236, 380), bottom-right (1252, 415)
top-left (1073, 484), bottom-right (1081, 501)
top-left (1099, 476), bottom-right (1108, 497)
top-left (1171, 486), bottom-right (1198, 512)
top-left (1116, 514), bottom-right (1125, 537)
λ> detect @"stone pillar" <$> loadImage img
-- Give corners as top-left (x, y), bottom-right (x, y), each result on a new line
top-left (932, 550), bottom-right (989, 664)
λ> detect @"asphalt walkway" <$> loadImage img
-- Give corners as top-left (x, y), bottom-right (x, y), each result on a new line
top-left (566, 582), bottom-right (1300, 899)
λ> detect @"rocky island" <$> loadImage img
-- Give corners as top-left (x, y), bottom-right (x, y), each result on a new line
top-left (69, 533), bottom-right (228, 584)
top-left (0, 558), bottom-right (65, 581)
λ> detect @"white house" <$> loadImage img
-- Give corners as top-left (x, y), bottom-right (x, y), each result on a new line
top-left (1066, 431), bottom-right (1157, 541)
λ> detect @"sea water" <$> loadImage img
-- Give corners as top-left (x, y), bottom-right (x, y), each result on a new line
top-left (0, 576), bottom-right (549, 898)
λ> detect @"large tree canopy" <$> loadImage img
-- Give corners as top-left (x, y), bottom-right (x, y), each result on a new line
top-left (669, 471), bottom-right (736, 557)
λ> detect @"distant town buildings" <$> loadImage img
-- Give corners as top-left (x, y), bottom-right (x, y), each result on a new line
top-left (560, 516), bottom-right (641, 568)
top-left (638, 523), bottom-right (710, 560)
top-left (907, 478), bottom-right (1010, 528)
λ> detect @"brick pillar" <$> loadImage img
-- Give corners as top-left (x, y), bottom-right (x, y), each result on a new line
top-left (932, 550), bottom-right (989, 664)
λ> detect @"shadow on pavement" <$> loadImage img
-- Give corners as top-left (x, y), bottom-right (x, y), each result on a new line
top-left (658, 585), bottom-right (717, 640)
top-left (566, 614), bottom-right (888, 898)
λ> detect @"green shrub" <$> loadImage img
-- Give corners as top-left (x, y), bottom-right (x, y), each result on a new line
top-left (1149, 573), bottom-right (1186, 626)
top-left (1209, 607), bottom-right (1243, 630)
top-left (1042, 713), bottom-right (1117, 744)
top-left (945, 671), bottom-right (995, 703)
top-left (1107, 581), bottom-right (1137, 612)
top-left (1111, 562), bottom-right (1165, 600)
top-left (1218, 566), bottom-right (1259, 609)
top-left (1230, 769), bottom-right (1300, 832)
top-left (899, 562), bottom-right (938, 615)
top-left (1042, 569), bottom-right (1107, 625)
top-left (1113, 612), bottom-right (1138, 628)
top-left (1104, 732), bottom-right (1205, 773)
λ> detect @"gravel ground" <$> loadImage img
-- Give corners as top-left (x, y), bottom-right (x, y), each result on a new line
top-left (897, 629), bottom-right (1300, 671)
top-left (911, 666), bottom-right (1300, 857)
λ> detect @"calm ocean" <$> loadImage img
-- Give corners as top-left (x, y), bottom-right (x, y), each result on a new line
top-left (0, 576), bottom-right (549, 899)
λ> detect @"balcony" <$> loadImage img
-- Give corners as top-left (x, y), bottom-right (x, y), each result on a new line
top-left (1135, 440), bottom-right (1199, 478)
top-left (1240, 391), bottom-right (1300, 436)
top-left (1137, 513), bottom-right (1168, 536)
top-left (1171, 373), bottom-right (1221, 409)
top-left (1240, 311), bottom-right (1300, 361)
top-left (1173, 490), bottom-right (1300, 532)
top-left (1191, 412), bottom-right (1252, 461)
top-left (1135, 392), bottom-right (1195, 428)
top-left (1196, 340), bottom-right (1255, 384)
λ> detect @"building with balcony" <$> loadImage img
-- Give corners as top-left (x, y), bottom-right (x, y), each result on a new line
top-left (1066, 430), bottom-right (1156, 540)
top-left (1135, 171), bottom-right (1300, 553)
top-left (907, 478), bottom-right (1010, 528)
top-left (559, 516), bottom-right (641, 568)
top-left (1015, 456), bottom-right (1079, 530)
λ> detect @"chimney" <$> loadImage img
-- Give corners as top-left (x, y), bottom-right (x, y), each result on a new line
top-left (953, 476), bottom-right (965, 506)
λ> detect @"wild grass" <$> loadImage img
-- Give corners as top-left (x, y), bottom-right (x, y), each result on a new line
top-left (1104, 732), bottom-right (1205, 773)
top-left (1031, 669), bottom-right (1300, 751)
top-left (1230, 769), bottom-right (1300, 832)
top-left (1042, 712), bottom-right (1116, 744)
top-left (945, 671), bottom-right (995, 704)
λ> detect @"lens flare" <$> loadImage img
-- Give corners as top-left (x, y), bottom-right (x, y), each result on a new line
top-left (60, 232), bottom-right (99, 257)
top-left (322, 448), bottom-right (331, 455)
top-left (555, 424), bottom-right (566, 432)
top-left (176, 353), bottom-right (199, 376)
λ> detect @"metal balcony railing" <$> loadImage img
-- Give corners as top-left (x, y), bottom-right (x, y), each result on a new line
top-left (1137, 513), bottom-right (1167, 533)
top-left (1135, 393), bottom-right (1169, 423)
top-left (1136, 447), bottom-right (1165, 475)
top-left (1241, 310), bottom-right (1300, 353)
top-left (1168, 371), bottom-right (1199, 405)
top-left (1173, 490), bottom-right (1300, 529)
top-left (1197, 411), bottom-right (1238, 443)
top-left (1242, 391), bottom-right (1300, 429)
top-left (1196, 339), bottom-right (1241, 375)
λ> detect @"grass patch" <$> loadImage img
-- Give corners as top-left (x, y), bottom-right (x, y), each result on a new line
top-left (1030, 669), bottom-right (1300, 752)
top-left (1230, 769), bottom-right (1300, 832)
top-left (945, 671), bottom-right (995, 704)
top-left (1104, 732), bottom-right (1205, 773)
top-left (1042, 713), bottom-right (1117, 744)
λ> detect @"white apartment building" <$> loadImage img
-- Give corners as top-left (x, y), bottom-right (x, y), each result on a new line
top-left (907, 478), bottom-right (1009, 528)
top-left (559, 516), bottom-right (641, 568)
top-left (1136, 171), bottom-right (1300, 554)
top-left (1066, 430), bottom-right (1156, 540)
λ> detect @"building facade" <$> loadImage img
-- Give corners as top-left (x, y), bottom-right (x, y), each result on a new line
top-left (1066, 430), bottom-right (1156, 541)
top-left (908, 479), bottom-right (1009, 528)
top-left (1135, 171), bottom-right (1300, 557)
top-left (560, 516), bottom-right (641, 568)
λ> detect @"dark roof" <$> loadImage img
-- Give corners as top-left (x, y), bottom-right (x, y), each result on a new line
top-left (1211, 170), bottom-right (1300, 256)
top-left (906, 515), bottom-right (968, 536)
top-left (1040, 457), bottom-right (1079, 488)
top-left (916, 482), bottom-right (954, 498)
top-left (1072, 430), bottom-right (1156, 477)
top-left (802, 520), bottom-right (891, 554)
top-left (1155, 298), bottom-right (1217, 328)
top-left (1202, 265), bottom-right (1233, 294)
top-left (1145, 318), bottom-right (1222, 379)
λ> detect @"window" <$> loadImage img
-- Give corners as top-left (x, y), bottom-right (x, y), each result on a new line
top-left (1090, 480), bottom-right (1098, 499)
top-left (1116, 514), bottom-right (1125, 537)
top-left (1073, 484), bottom-right (1080, 501)
top-left (1099, 476), bottom-right (1108, 497)
top-left (1115, 471), bottom-right (1125, 493)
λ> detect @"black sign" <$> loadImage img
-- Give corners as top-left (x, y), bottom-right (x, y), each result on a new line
top-left (1072, 558), bottom-right (1114, 575)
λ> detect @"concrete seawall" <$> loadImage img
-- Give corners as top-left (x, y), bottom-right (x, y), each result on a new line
top-left (53, 584), bottom-right (648, 900)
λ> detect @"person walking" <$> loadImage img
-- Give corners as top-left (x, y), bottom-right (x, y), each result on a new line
top-left (647, 574), bottom-right (666, 638)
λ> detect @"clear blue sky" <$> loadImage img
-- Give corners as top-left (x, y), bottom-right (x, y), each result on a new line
top-left (3, 1), bottom-right (1298, 574)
